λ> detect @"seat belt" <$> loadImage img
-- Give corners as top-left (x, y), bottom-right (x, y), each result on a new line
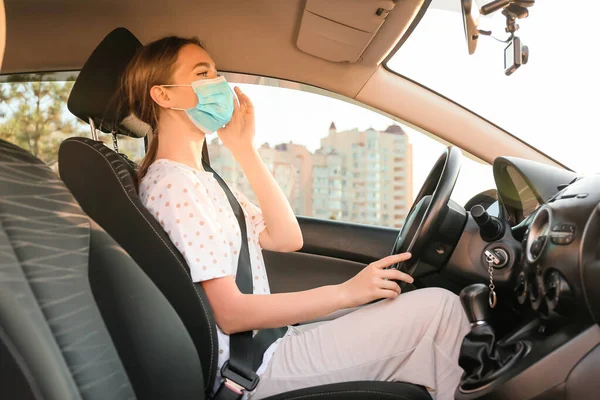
top-left (202, 138), bottom-right (210, 165)
top-left (202, 144), bottom-right (286, 399)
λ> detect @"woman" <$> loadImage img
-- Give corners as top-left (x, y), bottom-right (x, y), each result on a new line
top-left (124, 36), bottom-right (470, 400)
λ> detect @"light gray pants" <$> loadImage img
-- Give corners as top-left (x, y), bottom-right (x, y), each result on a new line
top-left (250, 287), bottom-right (470, 400)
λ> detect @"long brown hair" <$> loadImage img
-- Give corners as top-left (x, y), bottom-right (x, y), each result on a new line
top-left (120, 36), bottom-right (203, 184)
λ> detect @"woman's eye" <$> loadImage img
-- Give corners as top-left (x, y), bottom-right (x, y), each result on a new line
top-left (197, 71), bottom-right (208, 77)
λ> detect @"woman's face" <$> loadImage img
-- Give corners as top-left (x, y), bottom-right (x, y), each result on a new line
top-left (168, 44), bottom-right (219, 109)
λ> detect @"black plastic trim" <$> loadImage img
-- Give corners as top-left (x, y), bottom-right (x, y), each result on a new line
top-left (0, 70), bottom-right (79, 82)
top-left (297, 217), bottom-right (398, 265)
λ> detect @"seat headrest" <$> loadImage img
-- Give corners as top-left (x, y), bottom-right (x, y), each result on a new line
top-left (67, 27), bottom-right (151, 139)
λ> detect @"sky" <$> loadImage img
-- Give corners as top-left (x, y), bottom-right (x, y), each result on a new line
top-left (389, 0), bottom-right (600, 174)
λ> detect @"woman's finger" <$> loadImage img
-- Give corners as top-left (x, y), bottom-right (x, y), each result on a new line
top-left (379, 268), bottom-right (414, 284)
top-left (377, 288), bottom-right (399, 300)
top-left (379, 279), bottom-right (401, 294)
top-left (371, 253), bottom-right (412, 269)
top-left (238, 88), bottom-right (254, 111)
top-left (239, 91), bottom-right (247, 115)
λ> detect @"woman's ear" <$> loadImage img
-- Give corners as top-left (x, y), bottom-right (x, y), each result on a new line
top-left (150, 85), bottom-right (173, 109)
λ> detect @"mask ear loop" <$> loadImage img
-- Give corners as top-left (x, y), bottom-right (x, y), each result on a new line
top-left (159, 84), bottom-right (191, 111)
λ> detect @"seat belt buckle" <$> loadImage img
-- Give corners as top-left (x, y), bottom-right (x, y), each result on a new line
top-left (213, 379), bottom-right (243, 400)
top-left (220, 360), bottom-right (260, 391)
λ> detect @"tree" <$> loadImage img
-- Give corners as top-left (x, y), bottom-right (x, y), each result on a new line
top-left (0, 73), bottom-right (86, 167)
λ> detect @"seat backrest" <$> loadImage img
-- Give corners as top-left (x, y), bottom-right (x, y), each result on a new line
top-left (60, 28), bottom-right (219, 391)
top-left (59, 137), bottom-right (219, 390)
top-left (0, 138), bottom-right (205, 400)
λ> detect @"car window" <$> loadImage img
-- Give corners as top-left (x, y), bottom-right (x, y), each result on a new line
top-left (0, 72), bottom-right (145, 173)
top-left (211, 73), bottom-right (494, 228)
top-left (1, 72), bottom-right (494, 229)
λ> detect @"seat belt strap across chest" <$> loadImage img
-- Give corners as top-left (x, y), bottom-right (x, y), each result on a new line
top-left (202, 144), bottom-right (286, 399)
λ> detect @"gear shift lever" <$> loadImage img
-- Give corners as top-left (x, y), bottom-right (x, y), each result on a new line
top-left (458, 284), bottom-right (527, 392)
top-left (460, 283), bottom-right (491, 324)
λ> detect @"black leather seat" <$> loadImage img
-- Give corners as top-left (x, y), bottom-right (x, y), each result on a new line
top-left (0, 139), bottom-right (204, 400)
top-left (57, 28), bottom-right (432, 400)
top-left (0, 138), bottom-right (430, 400)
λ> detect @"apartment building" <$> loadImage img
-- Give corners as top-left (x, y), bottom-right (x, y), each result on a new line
top-left (208, 139), bottom-right (314, 216)
top-left (318, 123), bottom-right (412, 228)
top-left (208, 123), bottom-right (412, 228)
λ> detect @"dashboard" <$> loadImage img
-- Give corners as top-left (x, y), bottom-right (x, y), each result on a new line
top-left (449, 156), bottom-right (600, 325)
top-left (493, 157), bottom-right (576, 225)
top-left (505, 165), bottom-right (540, 219)
top-left (490, 156), bottom-right (599, 323)
top-left (450, 156), bottom-right (600, 399)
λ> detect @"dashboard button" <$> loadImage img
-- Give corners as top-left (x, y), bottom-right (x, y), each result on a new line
top-left (551, 232), bottom-right (575, 245)
top-left (551, 223), bottom-right (576, 234)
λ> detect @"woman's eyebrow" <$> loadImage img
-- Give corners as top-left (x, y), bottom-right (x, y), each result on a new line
top-left (193, 62), bottom-right (212, 70)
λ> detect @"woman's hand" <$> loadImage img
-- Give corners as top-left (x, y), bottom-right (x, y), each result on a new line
top-left (338, 253), bottom-right (414, 308)
top-left (217, 86), bottom-right (255, 158)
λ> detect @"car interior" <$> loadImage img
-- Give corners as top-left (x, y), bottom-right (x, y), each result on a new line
top-left (1, 1), bottom-right (600, 400)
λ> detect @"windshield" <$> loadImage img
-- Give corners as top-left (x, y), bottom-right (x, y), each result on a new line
top-left (387, 0), bottom-right (600, 174)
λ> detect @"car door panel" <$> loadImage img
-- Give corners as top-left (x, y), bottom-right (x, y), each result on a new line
top-left (264, 217), bottom-right (466, 296)
top-left (265, 217), bottom-right (398, 293)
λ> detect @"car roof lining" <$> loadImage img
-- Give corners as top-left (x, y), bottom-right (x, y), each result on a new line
top-left (2, 0), bottom-right (424, 99)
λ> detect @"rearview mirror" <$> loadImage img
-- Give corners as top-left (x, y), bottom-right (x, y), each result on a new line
top-left (461, 0), bottom-right (480, 55)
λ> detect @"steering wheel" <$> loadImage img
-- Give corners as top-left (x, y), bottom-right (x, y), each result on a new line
top-left (390, 146), bottom-right (462, 280)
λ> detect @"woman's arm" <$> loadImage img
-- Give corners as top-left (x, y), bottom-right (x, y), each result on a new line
top-left (217, 87), bottom-right (302, 252)
top-left (202, 253), bottom-right (413, 334)
top-left (235, 148), bottom-right (302, 252)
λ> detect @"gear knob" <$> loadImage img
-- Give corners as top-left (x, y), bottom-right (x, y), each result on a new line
top-left (460, 283), bottom-right (491, 324)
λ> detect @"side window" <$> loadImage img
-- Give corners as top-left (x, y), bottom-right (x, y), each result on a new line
top-left (211, 74), bottom-right (494, 228)
top-left (0, 73), bottom-right (145, 173)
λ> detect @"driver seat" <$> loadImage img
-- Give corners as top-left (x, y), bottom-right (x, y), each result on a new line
top-left (0, 138), bottom-right (431, 400)
top-left (57, 28), bottom-right (432, 400)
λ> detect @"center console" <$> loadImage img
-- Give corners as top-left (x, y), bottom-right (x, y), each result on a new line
top-left (454, 175), bottom-right (600, 399)
top-left (458, 283), bottom-right (529, 394)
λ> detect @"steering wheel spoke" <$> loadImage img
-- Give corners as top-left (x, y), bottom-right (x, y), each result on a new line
top-left (391, 146), bottom-right (462, 280)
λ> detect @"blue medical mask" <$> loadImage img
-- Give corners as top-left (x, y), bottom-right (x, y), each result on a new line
top-left (162, 76), bottom-right (234, 134)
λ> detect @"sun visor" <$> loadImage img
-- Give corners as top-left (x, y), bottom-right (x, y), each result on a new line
top-left (296, 0), bottom-right (395, 63)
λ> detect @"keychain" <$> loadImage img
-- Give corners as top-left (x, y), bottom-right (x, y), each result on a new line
top-left (484, 250), bottom-right (499, 308)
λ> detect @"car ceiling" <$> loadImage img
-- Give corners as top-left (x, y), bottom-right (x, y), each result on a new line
top-left (3, 0), bottom-right (423, 99)
top-left (2, 0), bottom-right (564, 169)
